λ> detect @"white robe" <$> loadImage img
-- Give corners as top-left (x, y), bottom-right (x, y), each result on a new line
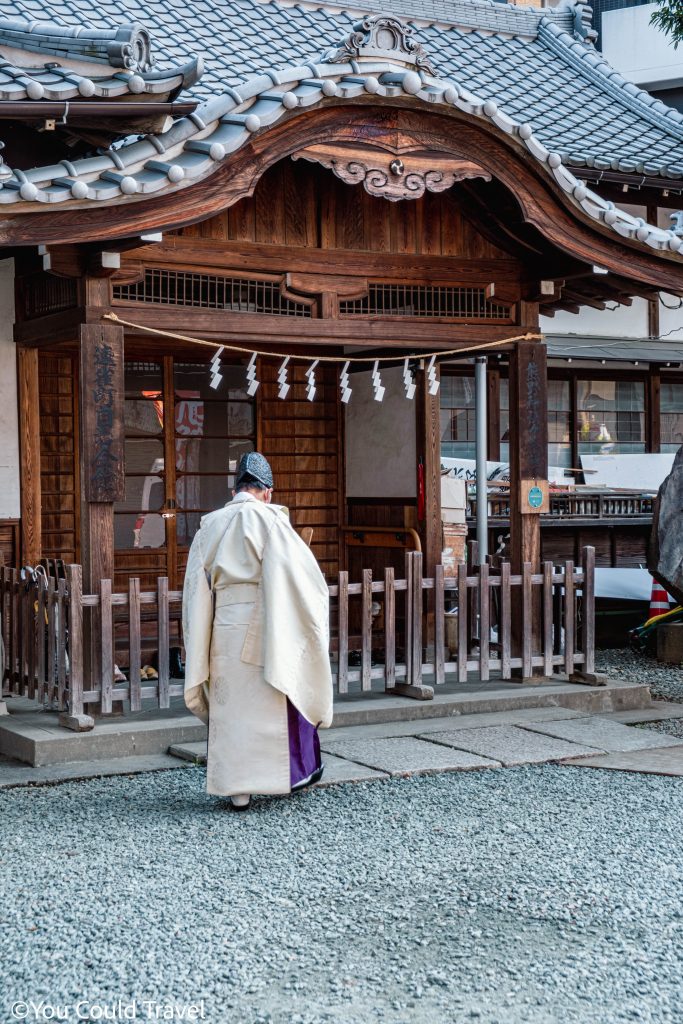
top-left (182, 492), bottom-right (333, 795)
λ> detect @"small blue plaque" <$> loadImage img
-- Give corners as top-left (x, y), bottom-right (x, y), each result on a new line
top-left (528, 485), bottom-right (543, 509)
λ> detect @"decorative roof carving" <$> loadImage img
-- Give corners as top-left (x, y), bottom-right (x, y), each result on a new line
top-left (0, 18), bottom-right (157, 72)
top-left (565, 0), bottom-right (598, 44)
top-left (0, 17), bottom-right (202, 101)
top-left (293, 143), bottom-right (490, 201)
top-left (321, 15), bottom-right (437, 75)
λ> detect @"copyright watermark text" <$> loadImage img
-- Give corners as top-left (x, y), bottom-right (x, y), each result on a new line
top-left (10, 1000), bottom-right (206, 1021)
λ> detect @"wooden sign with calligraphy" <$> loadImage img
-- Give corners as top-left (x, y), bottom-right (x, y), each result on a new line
top-left (79, 324), bottom-right (125, 502)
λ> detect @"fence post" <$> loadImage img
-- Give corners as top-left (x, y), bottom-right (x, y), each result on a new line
top-left (404, 550), bottom-right (413, 685)
top-left (361, 569), bottom-right (373, 692)
top-left (8, 568), bottom-right (17, 694)
top-left (157, 577), bottom-right (170, 708)
top-left (337, 571), bottom-right (349, 695)
top-left (128, 578), bottom-right (142, 712)
top-left (99, 578), bottom-right (114, 714)
top-left (542, 561), bottom-right (554, 679)
top-left (563, 560), bottom-right (575, 678)
top-left (59, 564), bottom-right (94, 730)
top-left (384, 567), bottom-right (396, 691)
top-left (569, 546), bottom-right (604, 685)
top-left (500, 561), bottom-right (511, 680)
top-left (479, 561), bottom-right (490, 682)
top-left (0, 567), bottom-right (6, 694)
top-left (434, 564), bottom-right (445, 686)
top-left (521, 562), bottom-right (533, 679)
top-left (457, 561), bottom-right (468, 683)
top-left (390, 551), bottom-right (433, 700)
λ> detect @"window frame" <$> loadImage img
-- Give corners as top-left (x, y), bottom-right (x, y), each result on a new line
top-left (115, 355), bottom-right (257, 586)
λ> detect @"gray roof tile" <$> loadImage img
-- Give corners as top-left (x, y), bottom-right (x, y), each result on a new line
top-left (1, 0), bottom-right (683, 261)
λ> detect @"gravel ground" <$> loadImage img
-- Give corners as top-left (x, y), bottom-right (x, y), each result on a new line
top-left (639, 719), bottom-right (683, 741)
top-left (596, 647), bottom-right (683, 702)
top-left (2, 766), bottom-right (683, 1024)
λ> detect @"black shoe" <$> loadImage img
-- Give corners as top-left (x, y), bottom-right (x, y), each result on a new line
top-left (291, 764), bottom-right (324, 793)
top-left (169, 647), bottom-right (185, 679)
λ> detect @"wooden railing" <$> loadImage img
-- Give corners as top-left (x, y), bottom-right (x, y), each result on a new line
top-left (470, 491), bottom-right (653, 521)
top-left (1, 548), bottom-right (595, 720)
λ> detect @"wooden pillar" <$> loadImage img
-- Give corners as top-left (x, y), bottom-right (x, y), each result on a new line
top-left (508, 340), bottom-right (548, 575)
top-left (487, 365), bottom-right (501, 461)
top-left (417, 362), bottom-right (442, 581)
top-left (78, 321), bottom-right (124, 593)
top-left (648, 367), bottom-right (661, 454)
top-left (508, 340), bottom-right (548, 677)
top-left (17, 347), bottom-right (41, 566)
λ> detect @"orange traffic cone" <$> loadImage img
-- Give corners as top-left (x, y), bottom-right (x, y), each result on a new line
top-left (649, 577), bottom-right (671, 618)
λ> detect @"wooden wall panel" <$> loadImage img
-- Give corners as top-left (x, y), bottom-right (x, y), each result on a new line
top-left (176, 161), bottom-right (509, 260)
top-left (38, 353), bottom-right (79, 565)
top-left (259, 360), bottom-right (341, 579)
top-left (0, 522), bottom-right (19, 566)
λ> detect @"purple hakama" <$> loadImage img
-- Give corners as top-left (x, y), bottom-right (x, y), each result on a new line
top-left (287, 698), bottom-right (323, 790)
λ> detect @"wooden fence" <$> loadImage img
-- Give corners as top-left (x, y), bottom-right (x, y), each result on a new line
top-left (1, 548), bottom-right (595, 719)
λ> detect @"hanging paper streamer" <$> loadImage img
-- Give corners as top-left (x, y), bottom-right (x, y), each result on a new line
top-left (246, 352), bottom-right (259, 396)
top-left (427, 354), bottom-right (440, 396)
top-left (305, 359), bottom-right (318, 402)
top-left (277, 356), bottom-right (290, 399)
top-left (403, 358), bottom-right (416, 400)
top-left (371, 360), bottom-right (385, 402)
top-left (340, 360), bottom-right (352, 405)
top-left (209, 345), bottom-right (224, 390)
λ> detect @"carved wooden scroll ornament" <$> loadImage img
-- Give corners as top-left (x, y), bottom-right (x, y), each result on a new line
top-left (293, 144), bottom-right (491, 202)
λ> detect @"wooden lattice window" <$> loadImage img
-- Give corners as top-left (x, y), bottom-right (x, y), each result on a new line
top-left (339, 284), bottom-right (511, 320)
top-left (113, 268), bottom-right (313, 317)
top-left (21, 272), bottom-right (77, 320)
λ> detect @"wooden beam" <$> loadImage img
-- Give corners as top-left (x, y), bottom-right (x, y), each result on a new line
top-left (17, 347), bottom-right (41, 565)
top-left (100, 304), bottom-right (524, 348)
top-left (15, 307), bottom-right (83, 346)
top-left (124, 240), bottom-right (524, 285)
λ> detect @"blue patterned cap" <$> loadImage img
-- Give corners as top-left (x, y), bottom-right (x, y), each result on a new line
top-left (235, 451), bottom-right (274, 490)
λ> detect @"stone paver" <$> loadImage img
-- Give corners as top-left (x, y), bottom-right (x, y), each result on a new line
top-left (321, 705), bottom-right (589, 744)
top-left (599, 704), bottom-right (683, 724)
top-left (566, 745), bottom-right (683, 777)
top-left (0, 753), bottom-right (187, 789)
top-left (169, 740), bottom-right (207, 764)
top-left (523, 716), bottom-right (683, 753)
top-left (316, 753), bottom-right (389, 786)
top-left (424, 725), bottom-right (602, 767)
top-left (321, 736), bottom-right (501, 775)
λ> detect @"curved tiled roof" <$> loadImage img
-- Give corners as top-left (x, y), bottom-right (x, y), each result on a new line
top-left (0, 0), bottom-right (680, 175)
top-left (0, 0), bottom-right (681, 258)
top-left (1, 30), bottom-right (681, 259)
top-left (0, 16), bottom-right (202, 100)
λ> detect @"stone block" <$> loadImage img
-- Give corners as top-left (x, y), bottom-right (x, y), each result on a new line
top-left (523, 716), bottom-right (683, 753)
top-left (657, 622), bottom-right (683, 665)
top-left (566, 745), bottom-right (683, 776)
top-left (58, 713), bottom-right (95, 732)
top-left (426, 725), bottom-right (601, 766)
top-left (322, 735), bottom-right (501, 775)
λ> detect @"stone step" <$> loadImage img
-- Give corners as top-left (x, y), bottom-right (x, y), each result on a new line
top-left (0, 753), bottom-right (187, 789)
top-left (0, 676), bottom-right (653, 767)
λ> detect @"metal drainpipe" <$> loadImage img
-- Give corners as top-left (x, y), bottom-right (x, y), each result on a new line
top-left (475, 355), bottom-right (488, 563)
